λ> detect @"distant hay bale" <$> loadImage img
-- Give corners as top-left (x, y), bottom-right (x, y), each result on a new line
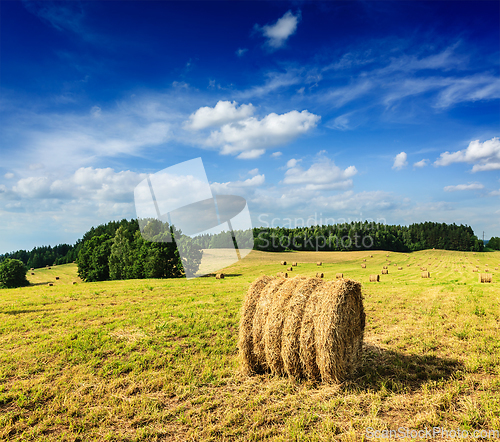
top-left (381, 269), bottom-right (388, 275)
top-left (370, 255), bottom-right (373, 258)
top-left (479, 274), bottom-right (492, 283)
top-left (46, 265), bottom-right (49, 267)
top-left (316, 272), bottom-right (324, 278)
top-left (72, 282), bottom-right (77, 285)
top-left (386, 254), bottom-right (390, 257)
top-left (30, 268), bottom-right (34, 271)
top-left (421, 267), bottom-right (427, 271)
top-left (48, 283), bottom-right (53, 286)
top-left (335, 273), bottom-right (343, 279)
top-left (476, 265), bottom-right (479, 268)
top-left (473, 253), bottom-right (476, 255)
top-left (485, 264), bottom-right (488, 266)
top-left (369, 274), bottom-right (379, 282)
top-left (421, 272), bottom-right (430, 278)
top-left (287, 267), bottom-right (293, 272)
top-left (281, 261), bottom-right (287, 266)
top-left (292, 262), bottom-right (298, 266)
top-left (31, 272), bottom-right (35, 275)
top-left (216, 273), bottom-right (225, 279)
top-left (407, 264), bottom-right (410, 267)
top-left (495, 268), bottom-right (499, 271)
top-left (55, 276), bottom-right (60, 280)
top-left (383, 266), bottom-right (388, 269)
top-left (363, 259), bottom-right (366, 262)
top-left (361, 264), bottom-right (366, 268)
top-left (473, 269), bottom-right (478, 272)
top-left (485, 269), bottom-right (489, 272)
top-left (238, 276), bottom-right (365, 383)
top-left (398, 267), bottom-right (402, 270)
top-left (48, 267), bottom-right (51, 270)
top-left (317, 262), bottom-right (322, 266)
top-left (276, 272), bottom-right (288, 278)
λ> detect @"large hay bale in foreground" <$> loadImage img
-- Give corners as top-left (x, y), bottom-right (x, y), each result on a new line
top-left (369, 274), bottom-right (379, 282)
top-left (238, 276), bottom-right (365, 383)
top-left (421, 271), bottom-right (430, 278)
top-left (479, 274), bottom-right (492, 283)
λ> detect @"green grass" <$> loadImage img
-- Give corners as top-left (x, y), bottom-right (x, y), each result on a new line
top-left (1, 249), bottom-right (499, 441)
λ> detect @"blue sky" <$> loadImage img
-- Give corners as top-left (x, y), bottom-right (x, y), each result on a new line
top-left (1, 1), bottom-right (499, 252)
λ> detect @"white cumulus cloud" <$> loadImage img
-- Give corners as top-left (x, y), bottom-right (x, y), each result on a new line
top-left (271, 152), bottom-right (283, 158)
top-left (435, 137), bottom-right (500, 172)
top-left (392, 152), bottom-right (408, 170)
top-left (413, 159), bottom-right (429, 168)
top-left (283, 157), bottom-right (357, 191)
top-left (185, 101), bottom-right (255, 130)
top-left (444, 182), bottom-right (484, 192)
top-left (207, 109), bottom-right (320, 159)
top-left (256, 10), bottom-right (301, 49)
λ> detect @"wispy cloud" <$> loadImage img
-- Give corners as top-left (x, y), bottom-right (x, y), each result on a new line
top-left (413, 159), bottom-right (429, 168)
top-left (444, 182), bottom-right (484, 192)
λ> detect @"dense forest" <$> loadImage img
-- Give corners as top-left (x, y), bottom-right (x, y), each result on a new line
top-left (0, 220), bottom-right (486, 282)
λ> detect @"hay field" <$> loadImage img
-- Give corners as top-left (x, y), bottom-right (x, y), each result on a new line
top-left (1, 249), bottom-right (499, 441)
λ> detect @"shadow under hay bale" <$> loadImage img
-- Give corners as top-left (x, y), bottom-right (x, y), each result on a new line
top-left (238, 275), bottom-right (365, 383)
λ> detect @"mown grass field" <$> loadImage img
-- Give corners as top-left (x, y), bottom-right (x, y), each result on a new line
top-left (1, 249), bottom-right (499, 441)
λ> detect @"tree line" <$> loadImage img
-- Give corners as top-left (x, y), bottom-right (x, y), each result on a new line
top-left (0, 219), bottom-right (487, 286)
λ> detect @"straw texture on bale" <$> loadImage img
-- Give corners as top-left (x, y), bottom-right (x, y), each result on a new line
top-left (316, 272), bottom-right (324, 278)
top-left (317, 262), bottom-right (322, 266)
top-left (238, 275), bottom-right (365, 383)
top-left (216, 273), bottom-right (225, 279)
top-left (421, 272), bottom-right (430, 278)
top-left (479, 274), bottom-right (492, 283)
top-left (361, 264), bottom-right (366, 268)
top-left (369, 275), bottom-right (379, 282)
top-left (381, 269), bottom-right (388, 274)
top-left (335, 273), bottom-right (343, 279)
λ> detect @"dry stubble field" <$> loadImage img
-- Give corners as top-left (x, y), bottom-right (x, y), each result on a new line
top-left (0, 249), bottom-right (499, 441)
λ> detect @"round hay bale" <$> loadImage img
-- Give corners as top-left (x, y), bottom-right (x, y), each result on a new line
top-left (383, 266), bottom-right (388, 270)
top-left (479, 273), bottom-right (492, 283)
top-left (239, 276), bottom-right (365, 383)
top-left (398, 267), bottom-right (402, 270)
top-left (215, 273), bottom-right (225, 279)
top-left (281, 261), bottom-right (287, 266)
top-left (421, 267), bottom-right (427, 271)
top-left (421, 271), bottom-right (430, 278)
top-left (386, 254), bottom-right (390, 257)
top-left (317, 262), bottom-right (322, 266)
top-left (361, 264), bottom-right (366, 269)
top-left (281, 277), bottom-right (323, 379)
top-left (381, 269), bottom-right (388, 274)
top-left (31, 272), bottom-right (35, 275)
top-left (48, 267), bottom-right (51, 270)
top-left (485, 269), bottom-right (489, 272)
top-left (473, 269), bottom-right (478, 272)
top-left (476, 265), bottom-right (479, 268)
top-left (335, 273), bottom-right (343, 279)
top-left (369, 274), bottom-right (379, 282)
top-left (495, 268), bottom-right (499, 271)
top-left (48, 283), bottom-right (53, 286)
top-left (370, 255), bottom-right (373, 258)
top-left (30, 268), bottom-right (34, 271)
top-left (292, 262), bottom-right (298, 266)
top-left (55, 276), bottom-right (60, 280)
top-left (485, 264), bottom-right (488, 266)
top-left (276, 272), bottom-right (288, 278)
top-left (287, 267), bottom-right (293, 272)
top-left (363, 259), bottom-right (366, 262)
top-left (315, 272), bottom-right (324, 278)
top-left (72, 282), bottom-right (77, 285)
top-left (407, 264), bottom-right (410, 267)
top-left (238, 275), bottom-right (275, 375)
